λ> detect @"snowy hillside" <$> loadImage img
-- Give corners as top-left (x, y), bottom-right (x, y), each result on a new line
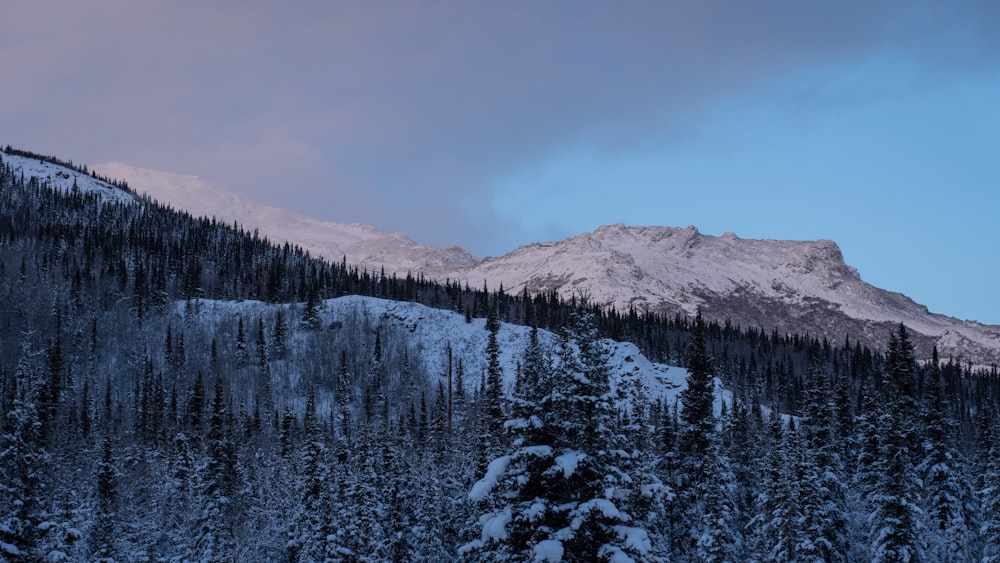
top-left (181, 295), bottom-right (690, 410)
top-left (94, 162), bottom-right (477, 277)
top-left (1, 152), bottom-right (133, 204)
top-left (80, 158), bottom-right (1000, 364)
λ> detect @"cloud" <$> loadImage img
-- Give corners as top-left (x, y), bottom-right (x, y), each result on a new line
top-left (2, 0), bottom-right (998, 255)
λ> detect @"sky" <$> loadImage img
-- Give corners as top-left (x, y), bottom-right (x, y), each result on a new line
top-left (2, 1), bottom-right (999, 324)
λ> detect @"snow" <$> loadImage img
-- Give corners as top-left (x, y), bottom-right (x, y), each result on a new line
top-left (505, 415), bottom-right (544, 430)
top-left (469, 455), bottom-right (511, 502)
top-left (175, 294), bottom-right (692, 429)
top-left (525, 500), bottom-right (547, 521)
top-left (459, 506), bottom-right (514, 555)
top-left (1, 152), bottom-right (134, 205)
top-left (522, 445), bottom-right (554, 457)
top-left (93, 161), bottom-right (477, 279)
top-left (581, 498), bottom-right (624, 521)
top-left (91, 157), bottom-right (1000, 363)
top-left (481, 506), bottom-right (512, 542)
top-left (613, 525), bottom-right (653, 556)
top-left (554, 451), bottom-right (585, 478)
top-left (533, 539), bottom-right (564, 562)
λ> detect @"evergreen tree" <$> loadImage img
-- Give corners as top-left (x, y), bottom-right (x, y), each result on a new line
top-left (90, 435), bottom-right (118, 561)
top-left (982, 423), bottom-right (1000, 562)
top-left (869, 325), bottom-right (923, 562)
top-left (797, 349), bottom-right (849, 561)
top-left (301, 285), bottom-right (321, 330)
top-left (272, 308), bottom-right (288, 359)
top-left (0, 339), bottom-right (48, 561)
top-left (235, 316), bottom-right (250, 368)
top-left (186, 370), bottom-right (206, 435)
top-left (336, 350), bottom-right (352, 446)
top-left (286, 388), bottom-right (336, 562)
top-left (918, 350), bottom-right (978, 562)
top-left (195, 377), bottom-right (239, 560)
top-left (673, 309), bottom-right (742, 560)
top-left (678, 309), bottom-right (713, 458)
top-left (464, 305), bottom-right (658, 561)
top-left (481, 302), bottom-right (505, 462)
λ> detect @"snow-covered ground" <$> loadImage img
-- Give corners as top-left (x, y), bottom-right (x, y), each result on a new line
top-left (1, 152), bottom-right (134, 204)
top-left (178, 295), bottom-right (700, 410)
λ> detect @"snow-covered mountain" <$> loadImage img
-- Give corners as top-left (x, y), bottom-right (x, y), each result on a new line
top-left (94, 162), bottom-right (478, 278)
top-left (465, 225), bottom-right (1000, 365)
top-left (91, 161), bottom-right (1000, 365)
top-left (2, 152), bottom-right (134, 204)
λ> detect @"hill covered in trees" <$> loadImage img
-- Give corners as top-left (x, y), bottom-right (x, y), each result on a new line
top-left (1, 148), bottom-right (999, 561)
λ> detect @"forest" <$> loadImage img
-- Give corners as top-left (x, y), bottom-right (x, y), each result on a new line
top-left (2, 148), bottom-right (999, 561)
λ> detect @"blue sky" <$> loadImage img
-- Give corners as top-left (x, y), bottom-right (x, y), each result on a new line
top-left (2, 1), bottom-right (998, 324)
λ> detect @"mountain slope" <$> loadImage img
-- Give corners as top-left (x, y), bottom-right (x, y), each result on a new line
top-left (94, 162), bottom-right (477, 278)
top-left (463, 224), bottom-right (1000, 364)
top-left (3, 151), bottom-right (134, 204)
top-left (94, 161), bottom-right (1000, 364)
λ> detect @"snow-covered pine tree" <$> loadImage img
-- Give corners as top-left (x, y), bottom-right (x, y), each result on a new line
top-left (0, 338), bottom-right (48, 561)
top-left (796, 348), bottom-right (849, 561)
top-left (89, 435), bottom-right (118, 562)
top-left (272, 308), bottom-right (288, 359)
top-left (918, 349), bottom-right (978, 562)
top-left (235, 316), bottom-right (249, 368)
top-left (672, 309), bottom-right (741, 560)
top-left (463, 307), bottom-right (657, 561)
top-left (751, 422), bottom-right (805, 562)
top-left (480, 302), bottom-right (506, 463)
top-left (286, 388), bottom-right (336, 562)
top-left (691, 438), bottom-right (742, 562)
top-left (336, 425), bottom-right (389, 560)
top-left (194, 377), bottom-right (240, 561)
top-left (981, 422), bottom-right (1000, 562)
top-left (301, 284), bottom-right (321, 330)
top-left (336, 350), bottom-right (353, 447)
top-left (869, 325), bottom-right (923, 563)
top-left (678, 309), bottom-right (714, 460)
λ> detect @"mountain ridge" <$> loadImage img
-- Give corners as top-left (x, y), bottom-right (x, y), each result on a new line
top-left (76, 160), bottom-right (994, 366)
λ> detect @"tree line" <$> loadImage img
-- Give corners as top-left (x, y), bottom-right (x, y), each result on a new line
top-left (2, 149), bottom-right (1000, 560)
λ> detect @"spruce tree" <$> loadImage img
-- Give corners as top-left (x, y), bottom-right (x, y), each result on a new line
top-left (0, 339), bottom-right (47, 561)
top-left (235, 316), bottom-right (249, 368)
top-left (981, 423), bottom-right (1000, 562)
top-left (464, 305), bottom-right (658, 561)
top-left (287, 388), bottom-right (335, 562)
top-left (673, 309), bottom-right (741, 559)
top-left (481, 302), bottom-right (505, 461)
top-left (918, 349), bottom-right (977, 562)
top-left (195, 377), bottom-right (239, 560)
top-left (678, 309), bottom-right (713, 458)
top-left (797, 348), bottom-right (849, 561)
top-left (869, 325), bottom-right (923, 562)
top-left (90, 435), bottom-right (118, 562)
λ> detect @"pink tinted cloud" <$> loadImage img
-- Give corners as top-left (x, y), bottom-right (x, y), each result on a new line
top-left (2, 0), bottom-right (998, 253)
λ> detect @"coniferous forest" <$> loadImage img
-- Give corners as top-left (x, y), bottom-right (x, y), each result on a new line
top-left (2, 148), bottom-right (1000, 561)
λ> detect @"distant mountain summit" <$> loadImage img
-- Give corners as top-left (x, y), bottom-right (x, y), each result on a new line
top-left (93, 161), bottom-right (1000, 365)
top-left (465, 224), bottom-right (1000, 365)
